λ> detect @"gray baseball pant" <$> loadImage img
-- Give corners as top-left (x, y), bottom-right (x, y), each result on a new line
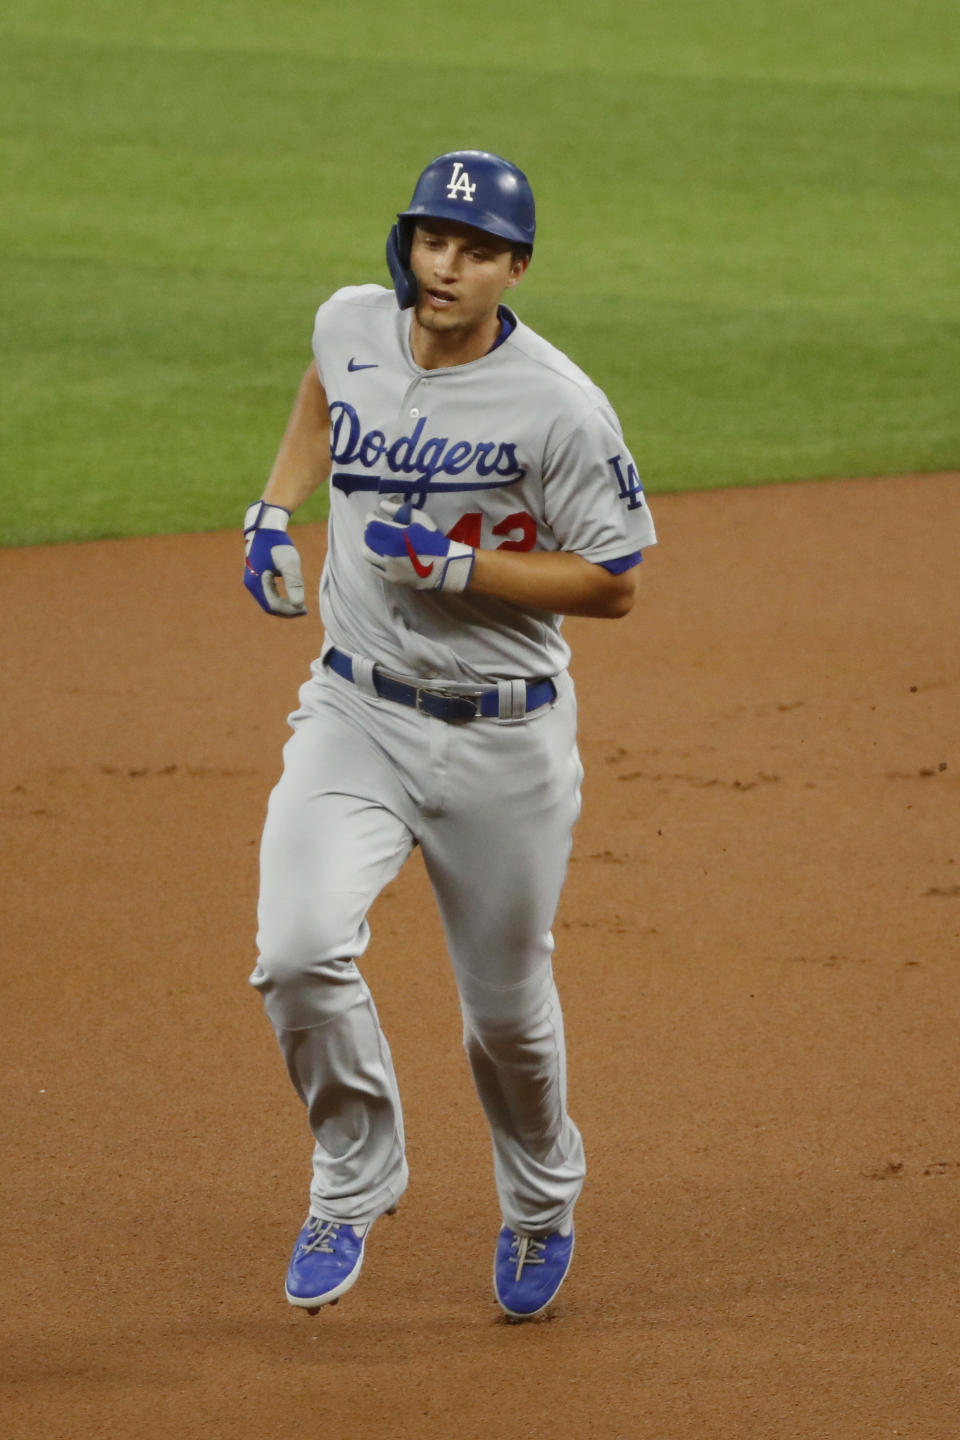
top-left (249, 662), bottom-right (586, 1233)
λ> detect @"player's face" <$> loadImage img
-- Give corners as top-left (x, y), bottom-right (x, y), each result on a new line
top-left (409, 221), bottom-right (528, 341)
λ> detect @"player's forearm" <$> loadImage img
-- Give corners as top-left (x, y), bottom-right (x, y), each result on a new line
top-left (261, 363), bottom-right (332, 514)
top-left (468, 548), bottom-right (639, 619)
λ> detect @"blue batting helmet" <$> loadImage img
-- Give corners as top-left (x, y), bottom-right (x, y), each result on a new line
top-left (386, 150), bottom-right (536, 308)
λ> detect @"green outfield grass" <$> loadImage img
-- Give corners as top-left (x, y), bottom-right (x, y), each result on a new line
top-left (2, 0), bottom-right (958, 544)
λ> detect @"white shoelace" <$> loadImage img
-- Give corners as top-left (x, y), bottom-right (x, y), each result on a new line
top-left (301, 1219), bottom-right (341, 1254)
top-left (511, 1234), bottom-right (547, 1280)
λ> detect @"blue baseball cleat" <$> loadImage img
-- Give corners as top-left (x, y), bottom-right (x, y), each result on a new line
top-left (493, 1224), bottom-right (575, 1320)
top-left (285, 1217), bottom-right (369, 1311)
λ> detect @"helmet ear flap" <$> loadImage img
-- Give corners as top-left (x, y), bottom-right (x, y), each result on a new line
top-left (386, 221), bottom-right (417, 309)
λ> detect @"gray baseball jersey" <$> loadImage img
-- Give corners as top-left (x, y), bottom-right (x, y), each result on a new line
top-left (312, 284), bottom-right (657, 684)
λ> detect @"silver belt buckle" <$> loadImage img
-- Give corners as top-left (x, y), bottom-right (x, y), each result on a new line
top-left (415, 686), bottom-right (480, 722)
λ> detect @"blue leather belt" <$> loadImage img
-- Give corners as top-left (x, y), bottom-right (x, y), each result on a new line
top-left (324, 647), bottom-right (556, 724)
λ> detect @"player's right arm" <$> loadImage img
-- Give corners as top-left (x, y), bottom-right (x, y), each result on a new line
top-left (243, 364), bottom-right (330, 617)
top-left (261, 363), bottom-right (331, 512)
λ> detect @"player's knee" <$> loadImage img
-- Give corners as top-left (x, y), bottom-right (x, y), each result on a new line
top-left (251, 941), bottom-right (312, 995)
top-left (461, 978), bottom-right (558, 1066)
top-left (251, 896), bottom-right (371, 1026)
top-left (250, 948), bottom-right (366, 1031)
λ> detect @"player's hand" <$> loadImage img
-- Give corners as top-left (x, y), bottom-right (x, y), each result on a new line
top-left (243, 501), bottom-right (308, 617)
top-left (362, 499), bottom-right (475, 593)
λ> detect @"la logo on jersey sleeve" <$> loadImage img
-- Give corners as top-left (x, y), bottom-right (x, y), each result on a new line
top-left (446, 162), bottom-right (477, 203)
top-left (607, 454), bottom-right (646, 511)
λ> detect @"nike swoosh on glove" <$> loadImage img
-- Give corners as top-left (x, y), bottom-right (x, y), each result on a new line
top-left (243, 501), bottom-right (308, 616)
top-left (362, 499), bottom-right (475, 593)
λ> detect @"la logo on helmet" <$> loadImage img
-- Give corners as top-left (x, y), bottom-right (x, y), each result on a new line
top-left (446, 162), bottom-right (477, 202)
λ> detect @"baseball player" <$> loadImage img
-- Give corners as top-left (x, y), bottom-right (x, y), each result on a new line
top-left (244, 151), bottom-right (657, 1320)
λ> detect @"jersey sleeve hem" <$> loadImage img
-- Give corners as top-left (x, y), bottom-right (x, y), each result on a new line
top-left (598, 551), bottom-right (644, 574)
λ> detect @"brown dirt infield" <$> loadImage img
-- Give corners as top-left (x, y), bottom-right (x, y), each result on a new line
top-left (2, 474), bottom-right (958, 1439)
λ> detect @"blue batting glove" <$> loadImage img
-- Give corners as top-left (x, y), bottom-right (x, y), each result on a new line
top-left (243, 501), bottom-right (307, 616)
top-left (362, 499), bottom-right (475, 593)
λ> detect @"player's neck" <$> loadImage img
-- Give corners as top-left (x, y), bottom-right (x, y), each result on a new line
top-left (409, 309), bottom-right (501, 371)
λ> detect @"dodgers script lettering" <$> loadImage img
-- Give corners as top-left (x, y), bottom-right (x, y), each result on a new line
top-left (329, 400), bottom-right (528, 500)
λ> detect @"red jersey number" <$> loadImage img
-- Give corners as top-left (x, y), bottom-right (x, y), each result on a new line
top-left (446, 511), bottom-right (537, 553)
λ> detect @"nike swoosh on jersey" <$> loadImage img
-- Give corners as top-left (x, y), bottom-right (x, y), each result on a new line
top-left (348, 358), bottom-right (379, 372)
top-left (403, 532), bottom-right (434, 578)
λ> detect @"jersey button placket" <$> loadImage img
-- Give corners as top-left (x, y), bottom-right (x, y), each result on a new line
top-left (401, 376), bottom-right (428, 423)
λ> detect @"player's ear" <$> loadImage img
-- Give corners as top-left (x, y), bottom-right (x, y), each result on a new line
top-left (505, 252), bottom-right (530, 289)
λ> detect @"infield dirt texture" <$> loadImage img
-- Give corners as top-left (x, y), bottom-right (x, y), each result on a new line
top-left (2, 474), bottom-right (958, 1438)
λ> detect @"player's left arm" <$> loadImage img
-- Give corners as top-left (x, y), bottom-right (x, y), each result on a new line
top-left (361, 500), bottom-right (640, 618)
top-left (468, 547), bottom-right (639, 619)
top-left (362, 409), bottom-right (653, 616)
